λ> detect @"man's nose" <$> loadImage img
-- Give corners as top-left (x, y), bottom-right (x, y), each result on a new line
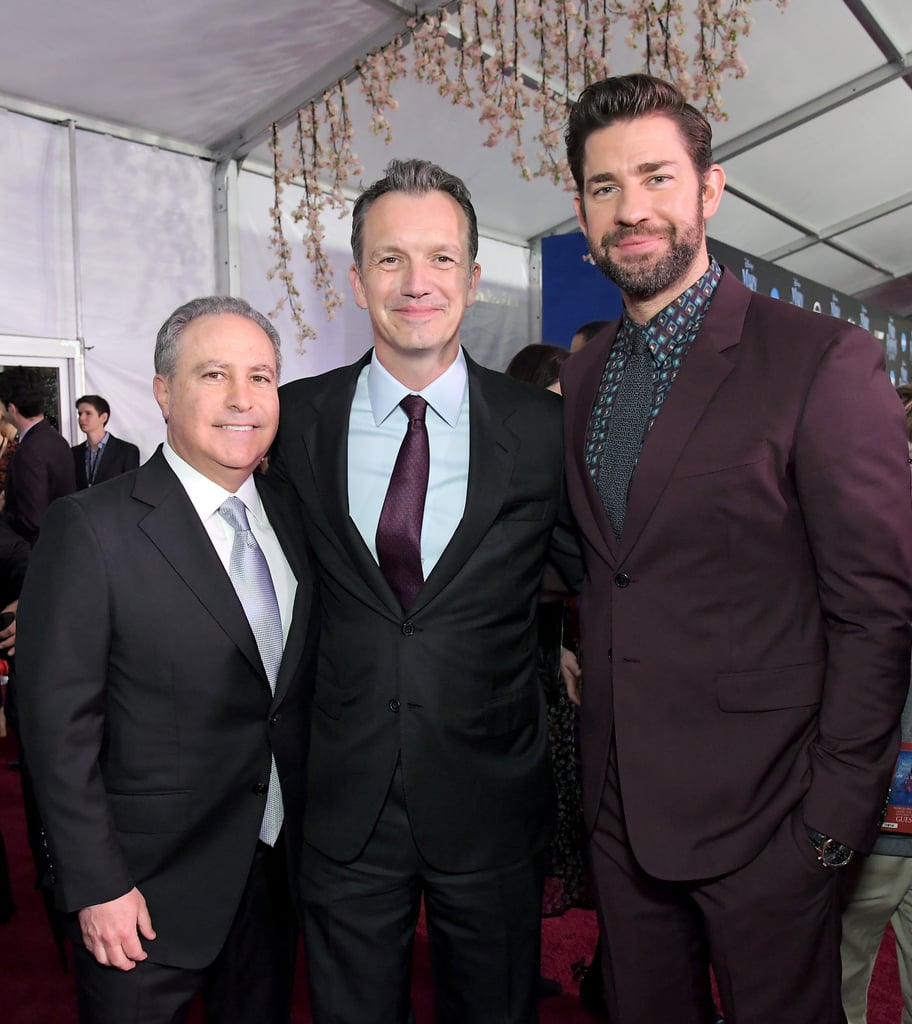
top-left (401, 262), bottom-right (432, 297)
top-left (614, 185), bottom-right (651, 226)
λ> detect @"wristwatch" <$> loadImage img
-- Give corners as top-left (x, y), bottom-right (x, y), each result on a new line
top-left (807, 828), bottom-right (854, 868)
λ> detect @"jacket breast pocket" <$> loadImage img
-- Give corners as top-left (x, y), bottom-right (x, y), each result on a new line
top-left (107, 790), bottom-right (192, 834)
top-left (674, 440), bottom-right (772, 480)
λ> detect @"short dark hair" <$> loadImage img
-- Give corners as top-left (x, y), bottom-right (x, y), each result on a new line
top-left (76, 394), bottom-right (110, 421)
top-left (350, 158), bottom-right (479, 270)
top-left (895, 384), bottom-right (912, 411)
top-left (155, 296), bottom-right (281, 380)
top-left (0, 369), bottom-right (45, 418)
top-left (572, 320), bottom-right (611, 347)
top-left (565, 74), bottom-right (714, 194)
top-left (505, 344), bottom-right (571, 390)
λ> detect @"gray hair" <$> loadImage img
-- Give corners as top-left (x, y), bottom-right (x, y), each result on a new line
top-left (154, 296), bottom-right (282, 379)
top-left (350, 158), bottom-right (479, 271)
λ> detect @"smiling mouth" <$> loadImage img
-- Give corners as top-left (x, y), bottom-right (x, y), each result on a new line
top-left (218, 425), bottom-right (255, 431)
top-left (614, 233), bottom-right (664, 247)
top-left (395, 306), bottom-right (442, 316)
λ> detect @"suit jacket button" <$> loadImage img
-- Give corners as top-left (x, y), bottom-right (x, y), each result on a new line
top-left (269, 713), bottom-right (279, 726)
top-left (614, 573), bottom-right (630, 588)
top-left (389, 699), bottom-right (401, 713)
top-left (401, 621), bottom-right (416, 637)
top-left (253, 782), bottom-right (268, 795)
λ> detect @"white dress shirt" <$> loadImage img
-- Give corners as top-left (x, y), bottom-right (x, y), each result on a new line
top-left (162, 442), bottom-right (296, 643)
top-left (347, 348), bottom-right (471, 577)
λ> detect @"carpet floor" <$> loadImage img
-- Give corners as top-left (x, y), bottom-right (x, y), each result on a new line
top-left (0, 731), bottom-right (903, 1023)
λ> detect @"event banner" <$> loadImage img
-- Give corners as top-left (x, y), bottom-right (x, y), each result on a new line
top-left (542, 231), bottom-right (911, 386)
top-left (709, 237), bottom-right (912, 387)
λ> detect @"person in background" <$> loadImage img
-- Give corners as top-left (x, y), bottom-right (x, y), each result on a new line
top-left (72, 394), bottom-right (140, 489)
top-left (271, 158), bottom-right (581, 1024)
top-left (0, 374), bottom-right (75, 546)
top-left (0, 516), bottom-right (28, 924)
top-left (505, 343), bottom-right (570, 394)
top-left (15, 296), bottom-right (319, 1024)
top-left (570, 320), bottom-right (611, 354)
top-left (505, 343), bottom-right (588, 917)
top-left (840, 390), bottom-right (912, 1024)
top-left (505, 342), bottom-right (587, 1000)
top-left (560, 72), bottom-right (912, 1024)
top-left (0, 419), bottom-right (19, 497)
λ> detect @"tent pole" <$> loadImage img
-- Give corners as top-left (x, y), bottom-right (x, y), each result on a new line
top-left (214, 160), bottom-right (240, 295)
top-left (67, 120), bottom-right (86, 394)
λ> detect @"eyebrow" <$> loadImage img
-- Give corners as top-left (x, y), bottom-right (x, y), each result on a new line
top-left (369, 241), bottom-right (464, 257)
top-left (586, 160), bottom-right (680, 185)
top-left (192, 361), bottom-right (275, 374)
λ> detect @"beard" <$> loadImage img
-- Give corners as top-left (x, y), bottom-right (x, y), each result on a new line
top-left (588, 209), bottom-right (704, 301)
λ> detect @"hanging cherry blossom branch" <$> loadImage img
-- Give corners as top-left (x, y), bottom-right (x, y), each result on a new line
top-left (268, 0), bottom-right (788, 348)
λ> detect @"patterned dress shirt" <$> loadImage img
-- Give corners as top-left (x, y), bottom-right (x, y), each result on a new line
top-left (586, 258), bottom-right (723, 485)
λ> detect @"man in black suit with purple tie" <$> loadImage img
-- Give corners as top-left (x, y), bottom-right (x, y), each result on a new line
top-left (272, 158), bottom-right (581, 1024)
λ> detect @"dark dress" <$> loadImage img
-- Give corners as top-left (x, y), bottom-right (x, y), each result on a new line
top-left (537, 600), bottom-right (589, 916)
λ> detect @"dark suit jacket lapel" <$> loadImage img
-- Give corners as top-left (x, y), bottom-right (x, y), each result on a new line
top-left (300, 351), bottom-right (400, 613)
top-left (619, 271), bottom-right (749, 559)
top-left (567, 324), bottom-right (624, 564)
top-left (133, 449), bottom-right (266, 683)
top-left (73, 440), bottom-right (88, 489)
top-left (257, 475), bottom-right (315, 706)
top-left (96, 436), bottom-right (118, 482)
top-left (414, 354), bottom-right (515, 611)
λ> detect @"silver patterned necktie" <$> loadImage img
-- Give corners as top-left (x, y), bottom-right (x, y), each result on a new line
top-left (597, 326), bottom-right (655, 538)
top-left (218, 495), bottom-right (284, 845)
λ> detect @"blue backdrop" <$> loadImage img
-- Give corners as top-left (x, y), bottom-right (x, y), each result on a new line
top-left (541, 232), bottom-right (622, 349)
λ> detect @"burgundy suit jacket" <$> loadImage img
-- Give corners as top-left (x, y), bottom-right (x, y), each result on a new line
top-left (561, 269), bottom-right (912, 881)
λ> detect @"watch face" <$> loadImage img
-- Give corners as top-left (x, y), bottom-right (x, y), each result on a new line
top-left (821, 839), bottom-right (853, 868)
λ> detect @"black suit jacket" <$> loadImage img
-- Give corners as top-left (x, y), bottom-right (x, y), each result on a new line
top-left (15, 449), bottom-right (319, 968)
top-left (272, 350), bottom-right (580, 873)
top-left (5, 418), bottom-right (76, 544)
top-left (72, 433), bottom-right (141, 489)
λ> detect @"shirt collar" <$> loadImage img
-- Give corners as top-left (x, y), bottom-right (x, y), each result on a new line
top-left (367, 347), bottom-right (468, 428)
top-left (620, 257), bottom-right (722, 365)
top-left (161, 442), bottom-right (263, 525)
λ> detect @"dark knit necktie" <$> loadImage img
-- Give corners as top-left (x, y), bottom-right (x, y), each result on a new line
top-left (597, 327), bottom-right (655, 538)
top-left (376, 395), bottom-right (429, 610)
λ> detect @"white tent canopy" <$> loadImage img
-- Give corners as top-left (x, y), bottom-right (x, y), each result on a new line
top-left (0, 0), bottom-right (909, 455)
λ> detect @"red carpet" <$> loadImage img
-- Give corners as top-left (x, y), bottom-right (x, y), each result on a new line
top-left (0, 729), bottom-right (902, 1022)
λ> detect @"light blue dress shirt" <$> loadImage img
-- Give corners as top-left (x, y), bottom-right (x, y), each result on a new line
top-left (348, 348), bottom-right (470, 578)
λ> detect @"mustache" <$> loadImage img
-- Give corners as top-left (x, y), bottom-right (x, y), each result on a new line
top-left (600, 226), bottom-right (670, 247)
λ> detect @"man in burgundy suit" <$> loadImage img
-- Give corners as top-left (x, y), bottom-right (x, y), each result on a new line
top-left (559, 73), bottom-right (912, 1024)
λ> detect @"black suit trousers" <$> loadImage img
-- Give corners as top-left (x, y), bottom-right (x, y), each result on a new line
top-left (299, 764), bottom-right (545, 1024)
top-left (72, 840), bottom-right (297, 1024)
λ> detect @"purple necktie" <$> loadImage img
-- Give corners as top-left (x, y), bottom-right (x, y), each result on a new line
top-left (376, 395), bottom-right (429, 610)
